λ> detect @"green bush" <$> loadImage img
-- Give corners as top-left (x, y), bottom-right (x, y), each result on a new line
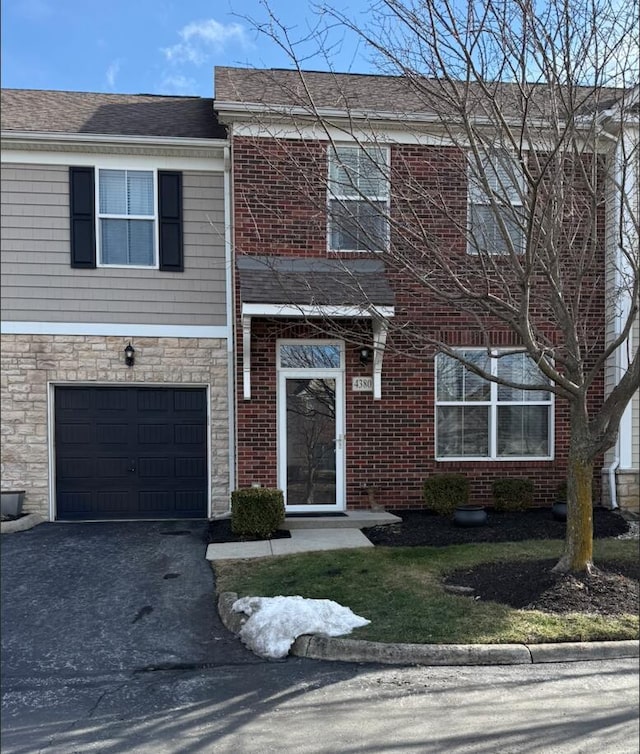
top-left (423, 474), bottom-right (469, 516)
top-left (231, 487), bottom-right (285, 538)
top-left (556, 481), bottom-right (568, 502)
top-left (492, 478), bottom-right (534, 512)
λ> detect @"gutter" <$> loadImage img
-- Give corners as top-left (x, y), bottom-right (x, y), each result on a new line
top-left (1, 130), bottom-right (227, 150)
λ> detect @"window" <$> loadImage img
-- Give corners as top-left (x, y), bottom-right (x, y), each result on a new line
top-left (468, 149), bottom-right (525, 255)
top-left (69, 167), bottom-right (183, 272)
top-left (436, 350), bottom-right (552, 459)
top-left (98, 169), bottom-right (155, 267)
top-left (328, 145), bottom-right (389, 252)
top-left (279, 343), bottom-right (342, 369)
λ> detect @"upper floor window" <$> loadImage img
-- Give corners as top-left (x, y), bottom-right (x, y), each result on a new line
top-left (98, 169), bottom-right (156, 267)
top-left (468, 149), bottom-right (525, 255)
top-left (69, 166), bottom-right (183, 272)
top-left (435, 349), bottom-right (553, 460)
top-left (328, 145), bottom-right (389, 252)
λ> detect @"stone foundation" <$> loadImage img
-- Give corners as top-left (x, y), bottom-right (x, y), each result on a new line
top-left (0, 334), bottom-right (231, 519)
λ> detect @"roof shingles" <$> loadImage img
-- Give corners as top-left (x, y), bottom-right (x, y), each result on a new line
top-left (1, 89), bottom-right (226, 139)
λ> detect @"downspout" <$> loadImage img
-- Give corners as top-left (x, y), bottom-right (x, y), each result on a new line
top-left (607, 448), bottom-right (620, 510)
top-left (224, 142), bottom-right (236, 516)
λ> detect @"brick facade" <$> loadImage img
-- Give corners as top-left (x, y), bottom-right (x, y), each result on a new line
top-left (0, 334), bottom-right (231, 519)
top-left (233, 136), bottom-right (607, 510)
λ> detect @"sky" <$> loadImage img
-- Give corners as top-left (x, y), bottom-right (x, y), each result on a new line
top-left (1, 0), bottom-right (373, 98)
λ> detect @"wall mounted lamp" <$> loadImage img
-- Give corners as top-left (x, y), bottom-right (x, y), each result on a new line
top-left (359, 346), bottom-right (372, 366)
top-left (124, 342), bottom-right (135, 367)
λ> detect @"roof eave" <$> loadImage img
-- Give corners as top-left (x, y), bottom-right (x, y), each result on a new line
top-left (1, 130), bottom-right (228, 151)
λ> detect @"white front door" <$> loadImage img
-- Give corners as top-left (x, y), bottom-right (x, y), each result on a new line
top-left (277, 341), bottom-right (345, 512)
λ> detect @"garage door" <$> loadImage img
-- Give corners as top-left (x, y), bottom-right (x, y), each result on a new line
top-left (55, 386), bottom-right (208, 520)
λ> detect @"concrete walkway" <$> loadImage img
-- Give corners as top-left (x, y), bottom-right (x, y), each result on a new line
top-left (206, 527), bottom-right (373, 560)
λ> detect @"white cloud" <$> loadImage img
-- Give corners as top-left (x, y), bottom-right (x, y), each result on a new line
top-left (105, 60), bottom-right (121, 90)
top-left (162, 18), bottom-right (249, 66)
top-left (160, 74), bottom-right (198, 95)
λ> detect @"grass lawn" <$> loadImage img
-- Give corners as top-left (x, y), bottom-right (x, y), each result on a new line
top-left (213, 538), bottom-right (639, 645)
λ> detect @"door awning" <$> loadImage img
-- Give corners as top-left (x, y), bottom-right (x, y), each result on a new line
top-left (237, 255), bottom-right (395, 400)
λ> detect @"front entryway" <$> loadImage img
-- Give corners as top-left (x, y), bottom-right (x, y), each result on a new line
top-left (277, 341), bottom-right (345, 512)
top-left (54, 386), bottom-right (208, 520)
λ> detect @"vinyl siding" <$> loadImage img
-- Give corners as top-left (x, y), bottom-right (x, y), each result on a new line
top-left (0, 164), bottom-right (227, 326)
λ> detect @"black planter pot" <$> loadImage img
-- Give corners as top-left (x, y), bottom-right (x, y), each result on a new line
top-left (552, 501), bottom-right (567, 521)
top-left (1, 490), bottom-right (25, 518)
top-left (453, 505), bottom-right (488, 527)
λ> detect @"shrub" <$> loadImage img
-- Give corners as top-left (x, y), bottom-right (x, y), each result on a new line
top-left (231, 487), bottom-right (285, 538)
top-left (423, 474), bottom-right (469, 516)
top-left (492, 478), bottom-right (534, 512)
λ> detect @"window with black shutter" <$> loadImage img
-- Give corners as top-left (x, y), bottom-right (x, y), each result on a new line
top-left (68, 167), bottom-right (183, 271)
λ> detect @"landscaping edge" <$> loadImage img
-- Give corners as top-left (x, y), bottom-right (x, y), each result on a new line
top-left (0, 513), bottom-right (45, 534)
top-left (217, 591), bottom-right (640, 666)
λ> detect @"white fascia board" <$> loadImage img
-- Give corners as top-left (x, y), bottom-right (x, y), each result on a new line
top-left (1, 146), bottom-right (225, 171)
top-left (2, 130), bottom-right (227, 151)
top-left (1, 322), bottom-right (230, 339)
top-left (1, 132), bottom-right (227, 169)
top-left (241, 303), bottom-right (395, 318)
top-left (228, 121), bottom-right (610, 153)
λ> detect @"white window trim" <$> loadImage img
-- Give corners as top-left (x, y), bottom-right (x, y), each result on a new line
top-left (435, 348), bottom-right (555, 462)
top-left (467, 148), bottom-right (525, 256)
top-left (276, 339), bottom-right (346, 512)
top-left (96, 166), bottom-right (159, 270)
top-left (327, 143), bottom-right (391, 253)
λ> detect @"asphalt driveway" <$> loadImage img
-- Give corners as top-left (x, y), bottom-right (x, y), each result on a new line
top-left (1, 520), bottom-right (260, 679)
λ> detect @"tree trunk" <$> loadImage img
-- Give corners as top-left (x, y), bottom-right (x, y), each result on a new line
top-left (553, 411), bottom-right (595, 574)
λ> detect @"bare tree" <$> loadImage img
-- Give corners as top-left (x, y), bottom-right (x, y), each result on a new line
top-left (227, 0), bottom-right (639, 573)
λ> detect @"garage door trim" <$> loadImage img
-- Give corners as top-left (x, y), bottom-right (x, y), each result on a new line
top-left (49, 381), bottom-right (211, 521)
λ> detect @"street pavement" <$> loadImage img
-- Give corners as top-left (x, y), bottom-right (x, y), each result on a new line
top-left (2, 521), bottom-right (639, 753)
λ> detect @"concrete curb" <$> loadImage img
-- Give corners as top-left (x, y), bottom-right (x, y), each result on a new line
top-left (217, 592), bottom-right (640, 666)
top-left (0, 513), bottom-right (45, 535)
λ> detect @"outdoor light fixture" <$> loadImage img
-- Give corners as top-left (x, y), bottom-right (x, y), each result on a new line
top-left (124, 342), bottom-right (135, 367)
top-left (359, 347), bottom-right (372, 366)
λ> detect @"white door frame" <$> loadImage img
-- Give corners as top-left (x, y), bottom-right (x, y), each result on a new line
top-left (276, 340), bottom-right (345, 512)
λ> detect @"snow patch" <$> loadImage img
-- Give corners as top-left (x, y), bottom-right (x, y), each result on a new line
top-left (232, 595), bottom-right (370, 659)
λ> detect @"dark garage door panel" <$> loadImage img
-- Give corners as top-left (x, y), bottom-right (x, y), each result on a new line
top-left (55, 386), bottom-right (208, 520)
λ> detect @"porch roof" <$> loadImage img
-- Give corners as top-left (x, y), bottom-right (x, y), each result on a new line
top-left (236, 255), bottom-right (395, 309)
top-left (237, 255), bottom-right (395, 401)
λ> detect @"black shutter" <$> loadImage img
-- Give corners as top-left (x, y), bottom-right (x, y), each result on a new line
top-left (158, 171), bottom-right (183, 272)
top-left (69, 167), bottom-right (96, 268)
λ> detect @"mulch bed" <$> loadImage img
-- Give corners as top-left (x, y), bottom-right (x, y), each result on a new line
top-left (361, 507), bottom-right (631, 547)
top-left (363, 507), bottom-right (637, 617)
top-left (443, 558), bottom-right (639, 615)
top-left (207, 518), bottom-right (291, 543)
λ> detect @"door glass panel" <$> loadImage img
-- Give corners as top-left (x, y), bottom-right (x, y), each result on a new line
top-left (286, 378), bottom-right (337, 505)
top-left (280, 344), bottom-right (341, 369)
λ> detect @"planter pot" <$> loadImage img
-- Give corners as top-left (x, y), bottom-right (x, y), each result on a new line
top-left (453, 505), bottom-right (488, 527)
top-left (1, 490), bottom-right (25, 518)
top-left (552, 501), bottom-right (567, 521)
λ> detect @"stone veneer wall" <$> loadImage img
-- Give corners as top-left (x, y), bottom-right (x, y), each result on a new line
top-left (1, 334), bottom-right (231, 519)
top-left (601, 469), bottom-right (640, 514)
